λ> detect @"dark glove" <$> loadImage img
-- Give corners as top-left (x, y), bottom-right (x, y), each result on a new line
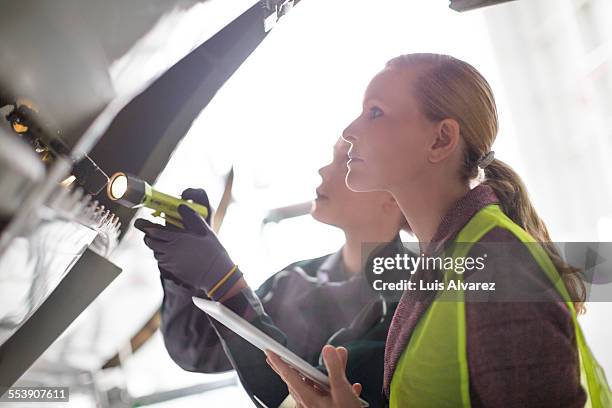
top-left (134, 188), bottom-right (242, 301)
top-left (181, 188), bottom-right (212, 225)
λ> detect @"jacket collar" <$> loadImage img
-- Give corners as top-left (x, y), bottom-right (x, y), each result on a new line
top-left (425, 184), bottom-right (500, 256)
top-left (318, 234), bottom-right (405, 283)
top-left (317, 249), bottom-right (345, 283)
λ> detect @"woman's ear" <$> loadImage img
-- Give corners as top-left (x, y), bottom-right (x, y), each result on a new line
top-left (428, 118), bottom-right (461, 164)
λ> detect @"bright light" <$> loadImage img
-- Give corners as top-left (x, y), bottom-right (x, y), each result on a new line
top-left (108, 173), bottom-right (128, 200)
top-left (60, 175), bottom-right (76, 188)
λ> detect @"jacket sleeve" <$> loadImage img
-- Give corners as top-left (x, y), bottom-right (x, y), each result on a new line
top-left (159, 276), bottom-right (234, 373)
top-left (464, 229), bottom-right (587, 408)
top-left (159, 271), bottom-right (294, 407)
top-left (208, 286), bottom-right (292, 408)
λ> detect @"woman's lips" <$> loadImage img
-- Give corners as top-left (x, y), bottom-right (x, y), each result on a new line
top-left (347, 152), bottom-right (364, 163)
top-left (347, 148), bottom-right (363, 161)
top-left (315, 189), bottom-right (330, 200)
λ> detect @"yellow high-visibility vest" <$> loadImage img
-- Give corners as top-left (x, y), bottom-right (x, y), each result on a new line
top-left (390, 204), bottom-right (611, 407)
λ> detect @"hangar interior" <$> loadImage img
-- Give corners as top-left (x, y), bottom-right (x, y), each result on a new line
top-left (1, 0), bottom-right (611, 406)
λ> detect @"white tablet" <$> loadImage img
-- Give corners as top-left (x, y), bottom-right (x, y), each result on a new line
top-left (192, 297), bottom-right (369, 407)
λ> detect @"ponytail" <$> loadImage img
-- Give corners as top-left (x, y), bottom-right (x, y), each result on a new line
top-left (483, 158), bottom-right (586, 314)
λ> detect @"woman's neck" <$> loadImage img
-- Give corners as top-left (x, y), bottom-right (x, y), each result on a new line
top-left (341, 225), bottom-right (398, 275)
top-left (393, 180), bottom-right (469, 252)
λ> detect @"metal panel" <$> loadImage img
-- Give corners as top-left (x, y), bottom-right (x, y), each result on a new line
top-left (0, 249), bottom-right (121, 392)
top-left (449, 0), bottom-right (518, 12)
top-left (0, 0), bottom-right (259, 159)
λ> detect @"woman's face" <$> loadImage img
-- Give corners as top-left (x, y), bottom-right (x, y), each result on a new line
top-left (342, 66), bottom-right (435, 193)
top-left (311, 139), bottom-right (398, 230)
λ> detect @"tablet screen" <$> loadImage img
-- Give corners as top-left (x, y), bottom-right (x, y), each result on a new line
top-left (192, 297), bottom-right (369, 407)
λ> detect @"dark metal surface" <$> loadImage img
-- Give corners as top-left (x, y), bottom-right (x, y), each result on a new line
top-left (0, 186), bottom-right (122, 349)
top-left (89, 2), bottom-right (270, 232)
top-left (0, 1), bottom-right (296, 402)
top-left (0, 0), bottom-right (258, 160)
top-left (0, 249), bottom-right (121, 391)
top-left (449, 0), bottom-right (518, 12)
top-left (0, 128), bottom-right (44, 217)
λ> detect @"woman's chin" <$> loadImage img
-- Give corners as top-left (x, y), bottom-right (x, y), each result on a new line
top-left (346, 170), bottom-right (379, 192)
top-left (310, 206), bottom-right (334, 226)
top-left (311, 200), bottom-right (330, 221)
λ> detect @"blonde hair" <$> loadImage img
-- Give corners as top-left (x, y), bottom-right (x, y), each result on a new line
top-left (386, 53), bottom-right (585, 313)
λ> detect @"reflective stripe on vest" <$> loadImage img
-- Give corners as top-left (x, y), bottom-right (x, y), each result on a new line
top-left (389, 204), bottom-right (611, 407)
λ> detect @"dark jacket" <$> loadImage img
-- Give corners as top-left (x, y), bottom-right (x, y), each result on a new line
top-left (160, 238), bottom-right (405, 407)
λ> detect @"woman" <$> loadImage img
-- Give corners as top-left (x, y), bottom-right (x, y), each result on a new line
top-left (136, 138), bottom-right (409, 407)
top-left (267, 53), bottom-right (611, 407)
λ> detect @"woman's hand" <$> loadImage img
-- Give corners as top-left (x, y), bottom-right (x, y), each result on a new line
top-left (266, 345), bottom-right (362, 408)
top-left (134, 188), bottom-right (243, 301)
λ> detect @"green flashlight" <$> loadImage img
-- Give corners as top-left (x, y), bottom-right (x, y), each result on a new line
top-left (107, 172), bottom-right (209, 228)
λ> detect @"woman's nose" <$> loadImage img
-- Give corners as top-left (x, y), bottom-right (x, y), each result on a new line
top-left (342, 127), bottom-right (355, 143)
top-left (318, 164), bottom-right (329, 178)
top-left (342, 120), bottom-right (358, 143)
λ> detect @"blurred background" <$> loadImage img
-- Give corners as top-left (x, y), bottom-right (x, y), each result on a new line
top-left (1, 0), bottom-right (611, 406)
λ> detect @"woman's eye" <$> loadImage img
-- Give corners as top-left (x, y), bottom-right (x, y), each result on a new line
top-left (368, 107), bottom-right (383, 119)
